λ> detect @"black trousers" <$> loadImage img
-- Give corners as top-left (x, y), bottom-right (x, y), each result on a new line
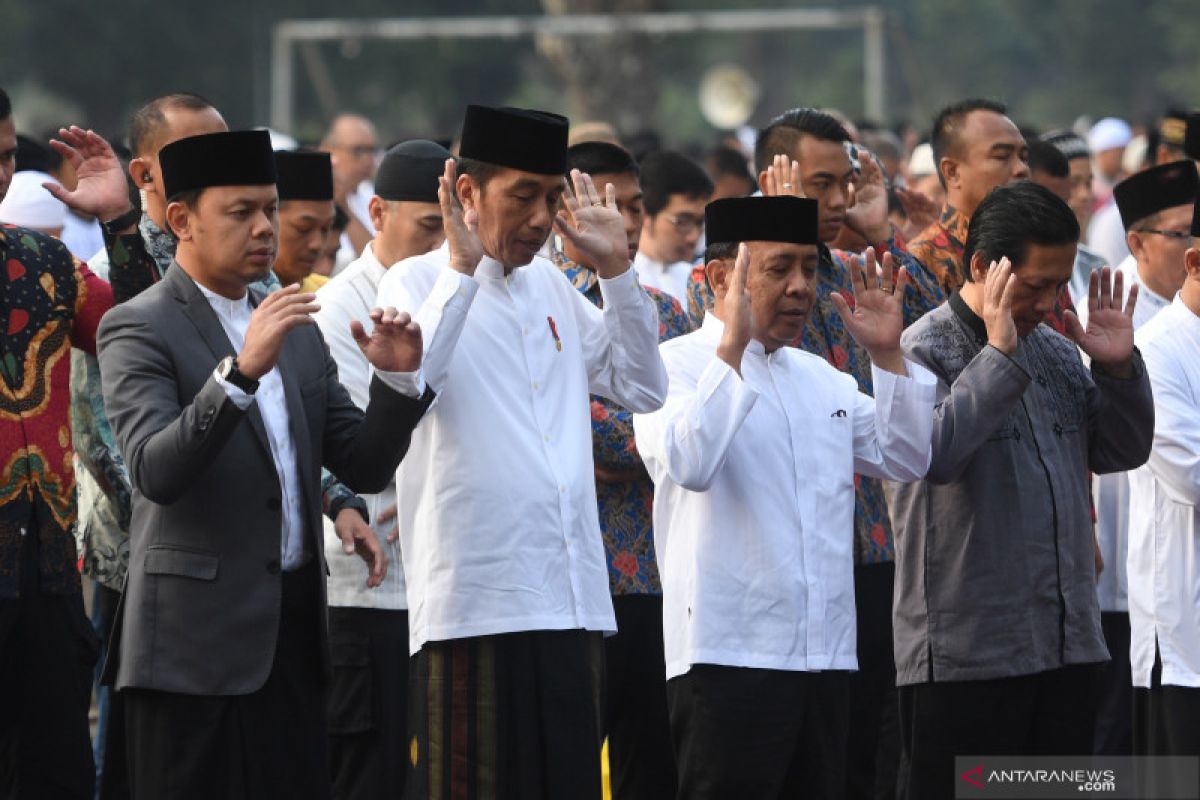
top-left (1094, 611), bottom-right (1133, 754)
top-left (897, 664), bottom-right (1100, 800)
top-left (667, 665), bottom-right (850, 800)
top-left (847, 562), bottom-right (900, 800)
top-left (407, 629), bottom-right (604, 800)
top-left (604, 594), bottom-right (676, 800)
top-left (1133, 647), bottom-right (1200, 757)
top-left (123, 560), bottom-right (330, 800)
top-left (327, 606), bottom-right (410, 800)
top-left (0, 532), bottom-right (98, 800)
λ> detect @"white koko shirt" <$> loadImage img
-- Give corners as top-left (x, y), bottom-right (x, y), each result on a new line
top-left (375, 242), bottom-right (668, 653)
top-left (1128, 295), bottom-right (1200, 688)
top-left (314, 242), bottom-right (406, 610)
top-left (632, 251), bottom-right (693, 307)
top-left (633, 314), bottom-right (936, 680)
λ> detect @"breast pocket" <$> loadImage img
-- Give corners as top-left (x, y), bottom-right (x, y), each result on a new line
top-left (144, 544), bottom-right (219, 581)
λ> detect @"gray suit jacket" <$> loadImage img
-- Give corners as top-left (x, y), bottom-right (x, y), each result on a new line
top-left (97, 263), bottom-right (431, 695)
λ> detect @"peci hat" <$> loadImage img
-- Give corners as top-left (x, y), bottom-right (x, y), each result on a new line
top-left (705, 196), bottom-right (820, 248)
top-left (159, 130), bottom-right (277, 201)
top-left (1113, 160), bottom-right (1200, 231)
top-left (374, 140), bottom-right (452, 202)
top-left (458, 105), bottom-right (569, 176)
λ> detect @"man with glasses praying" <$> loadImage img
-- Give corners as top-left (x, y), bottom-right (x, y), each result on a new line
top-left (634, 150), bottom-right (712, 305)
top-left (321, 113), bottom-right (381, 258)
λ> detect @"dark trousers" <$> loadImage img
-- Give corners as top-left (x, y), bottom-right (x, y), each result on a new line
top-left (847, 562), bottom-right (900, 800)
top-left (406, 629), bottom-right (604, 800)
top-left (604, 594), bottom-right (676, 800)
top-left (91, 582), bottom-right (129, 800)
top-left (0, 529), bottom-right (98, 800)
top-left (123, 560), bottom-right (329, 800)
top-left (897, 664), bottom-right (1100, 800)
top-left (1094, 611), bottom-right (1133, 754)
top-left (327, 606), bottom-right (410, 800)
top-left (667, 664), bottom-right (851, 800)
top-left (1133, 649), bottom-right (1200, 797)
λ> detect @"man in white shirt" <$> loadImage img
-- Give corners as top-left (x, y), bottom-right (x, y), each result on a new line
top-left (96, 130), bottom-right (432, 799)
top-left (321, 113), bottom-right (380, 260)
top-left (314, 139), bottom-right (449, 800)
top-left (633, 150), bottom-right (712, 305)
top-left (632, 195), bottom-right (936, 799)
top-left (1127, 198), bottom-right (1200, 773)
top-left (1082, 160), bottom-right (1199, 755)
top-left (375, 105), bottom-right (667, 800)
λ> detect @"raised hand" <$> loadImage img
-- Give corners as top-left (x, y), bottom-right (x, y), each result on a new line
top-left (333, 507), bottom-right (388, 588)
top-left (1063, 266), bottom-right (1137, 376)
top-left (895, 186), bottom-right (938, 239)
top-left (439, 159), bottom-right (483, 275)
top-left (45, 126), bottom-right (132, 221)
top-left (239, 284), bottom-right (321, 380)
top-left (829, 246), bottom-right (908, 375)
top-left (844, 150), bottom-right (893, 244)
top-left (353, 307), bottom-right (423, 373)
top-left (554, 168), bottom-right (628, 279)
top-left (763, 153), bottom-right (803, 197)
top-left (715, 243), bottom-right (753, 375)
top-left (981, 257), bottom-right (1018, 355)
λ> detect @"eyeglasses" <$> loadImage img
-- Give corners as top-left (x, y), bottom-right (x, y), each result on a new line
top-left (338, 145), bottom-right (380, 159)
top-left (1137, 228), bottom-right (1192, 240)
top-left (664, 214), bottom-right (704, 234)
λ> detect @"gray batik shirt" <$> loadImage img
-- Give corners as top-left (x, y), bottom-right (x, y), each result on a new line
top-left (891, 294), bottom-right (1154, 686)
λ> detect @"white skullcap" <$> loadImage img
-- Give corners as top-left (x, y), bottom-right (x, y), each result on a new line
top-left (908, 142), bottom-right (936, 177)
top-left (0, 171), bottom-right (66, 231)
top-left (1087, 117), bottom-right (1132, 154)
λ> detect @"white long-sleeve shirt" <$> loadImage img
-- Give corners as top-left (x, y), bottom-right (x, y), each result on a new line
top-left (375, 243), bottom-right (668, 653)
top-left (314, 242), bottom-right (405, 609)
top-left (198, 281), bottom-right (306, 571)
top-left (1079, 254), bottom-right (1171, 613)
top-left (1128, 294), bottom-right (1200, 688)
top-left (633, 313), bottom-right (936, 680)
top-left (632, 251), bottom-right (693, 307)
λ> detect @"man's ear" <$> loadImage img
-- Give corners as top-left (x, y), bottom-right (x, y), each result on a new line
top-left (367, 195), bottom-right (385, 234)
top-left (967, 249), bottom-right (991, 283)
top-left (129, 158), bottom-right (152, 191)
top-left (705, 258), bottom-right (729, 298)
top-left (1185, 245), bottom-right (1200, 277)
top-left (165, 200), bottom-right (192, 242)
top-left (939, 156), bottom-right (958, 191)
top-left (455, 173), bottom-right (476, 213)
top-left (1127, 229), bottom-right (1147, 263)
top-left (756, 168), bottom-right (769, 194)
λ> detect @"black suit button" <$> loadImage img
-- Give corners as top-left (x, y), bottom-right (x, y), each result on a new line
top-left (266, 496), bottom-right (281, 511)
top-left (266, 560), bottom-right (280, 574)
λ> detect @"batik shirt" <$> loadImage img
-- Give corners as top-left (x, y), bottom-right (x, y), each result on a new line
top-left (684, 235), bottom-right (945, 564)
top-left (555, 248), bottom-right (694, 594)
top-left (1, 226), bottom-right (122, 597)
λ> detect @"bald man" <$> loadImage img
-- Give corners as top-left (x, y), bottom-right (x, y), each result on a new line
top-left (321, 113), bottom-right (379, 258)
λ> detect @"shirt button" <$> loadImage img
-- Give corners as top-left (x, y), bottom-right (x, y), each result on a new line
top-left (532, 382), bottom-right (540, 391)
top-left (544, 435), bottom-right (551, 443)
top-left (522, 328), bottom-right (529, 336)
top-left (559, 485), bottom-right (566, 494)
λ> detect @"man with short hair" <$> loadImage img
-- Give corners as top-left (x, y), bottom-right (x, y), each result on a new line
top-left (0, 86), bottom-right (154, 800)
top-left (633, 195), bottom-right (935, 799)
top-left (272, 149), bottom-right (337, 292)
top-left (1081, 160), bottom-right (1199, 757)
top-left (891, 181), bottom-right (1154, 798)
top-left (554, 140), bottom-right (692, 800)
top-left (376, 105), bottom-right (667, 800)
top-left (705, 144), bottom-right (755, 201)
top-left (1041, 129), bottom-right (1108, 304)
top-left (1126, 197), bottom-right (1200, 776)
top-left (98, 129), bottom-right (434, 799)
top-left (635, 150), bottom-right (713, 304)
top-left (1027, 139), bottom-right (1071, 203)
top-left (907, 99), bottom-right (1030, 298)
top-left (313, 138), bottom-right (450, 800)
top-left (321, 113), bottom-right (379, 257)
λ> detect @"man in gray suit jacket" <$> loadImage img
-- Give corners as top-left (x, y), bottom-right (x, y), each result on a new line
top-left (97, 130), bottom-right (434, 799)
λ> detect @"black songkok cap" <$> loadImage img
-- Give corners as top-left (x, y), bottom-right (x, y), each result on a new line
top-left (375, 140), bottom-right (452, 202)
top-left (458, 105), bottom-right (569, 176)
top-left (1041, 129), bottom-right (1089, 162)
top-left (1185, 113), bottom-right (1200, 161)
top-left (160, 130), bottom-right (276, 201)
top-left (705, 196), bottom-right (820, 247)
top-left (1113, 160), bottom-right (1200, 231)
top-left (274, 150), bottom-right (334, 201)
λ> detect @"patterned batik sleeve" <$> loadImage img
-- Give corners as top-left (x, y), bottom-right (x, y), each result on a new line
top-left (103, 227), bottom-right (160, 303)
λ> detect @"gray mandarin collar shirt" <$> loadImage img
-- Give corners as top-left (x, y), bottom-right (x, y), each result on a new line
top-left (890, 292), bottom-right (1154, 686)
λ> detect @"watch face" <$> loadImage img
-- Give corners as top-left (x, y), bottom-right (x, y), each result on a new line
top-left (218, 356), bottom-right (234, 380)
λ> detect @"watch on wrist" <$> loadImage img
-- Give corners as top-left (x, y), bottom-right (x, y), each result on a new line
top-left (101, 207), bottom-right (141, 235)
top-left (217, 356), bottom-right (259, 394)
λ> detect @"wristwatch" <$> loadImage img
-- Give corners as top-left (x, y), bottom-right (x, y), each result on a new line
top-left (101, 207), bottom-right (141, 236)
top-left (216, 356), bottom-right (259, 394)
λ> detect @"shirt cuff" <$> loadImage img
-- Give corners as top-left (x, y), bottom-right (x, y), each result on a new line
top-left (430, 265), bottom-right (479, 308)
top-left (374, 369), bottom-right (427, 399)
top-left (213, 367), bottom-right (254, 410)
top-left (596, 265), bottom-right (644, 305)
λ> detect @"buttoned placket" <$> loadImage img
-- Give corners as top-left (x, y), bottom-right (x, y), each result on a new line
top-left (504, 269), bottom-right (588, 623)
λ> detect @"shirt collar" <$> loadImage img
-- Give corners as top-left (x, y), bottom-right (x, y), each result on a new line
top-left (357, 241), bottom-right (388, 283)
top-left (192, 276), bottom-right (250, 319)
top-left (698, 310), bottom-right (767, 356)
top-left (940, 205), bottom-right (970, 248)
top-left (949, 290), bottom-right (988, 346)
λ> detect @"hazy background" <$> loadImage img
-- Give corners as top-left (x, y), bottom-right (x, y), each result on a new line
top-left (3, 0), bottom-right (1197, 147)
